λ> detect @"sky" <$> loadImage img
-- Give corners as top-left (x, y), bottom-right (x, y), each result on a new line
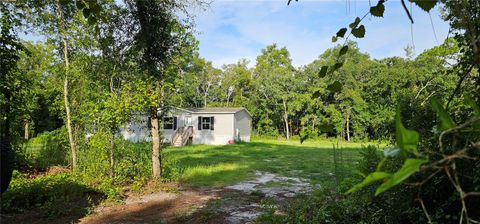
top-left (190, 0), bottom-right (451, 68)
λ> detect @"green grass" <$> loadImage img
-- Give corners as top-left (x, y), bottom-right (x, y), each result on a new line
top-left (163, 139), bottom-right (379, 187)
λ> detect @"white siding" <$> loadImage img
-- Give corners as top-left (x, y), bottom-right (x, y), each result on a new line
top-left (192, 113), bottom-right (235, 145)
top-left (234, 110), bottom-right (251, 142)
top-left (121, 108), bottom-right (251, 145)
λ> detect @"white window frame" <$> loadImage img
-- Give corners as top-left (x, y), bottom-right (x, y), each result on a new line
top-left (201, 117), bottom-right (211, 130)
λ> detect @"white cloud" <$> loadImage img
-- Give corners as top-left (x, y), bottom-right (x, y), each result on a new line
top-left (193, 0), bottom-right (450, 68)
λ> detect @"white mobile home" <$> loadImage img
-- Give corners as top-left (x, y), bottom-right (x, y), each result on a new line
top-left (121, 107), bottom-right (252, 146)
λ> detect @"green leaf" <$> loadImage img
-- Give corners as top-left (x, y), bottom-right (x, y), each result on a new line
top-left (311, 90), bottom-right (321, 99)
top-left (347, 172), bottom-right (391, 194)
top-left (336, 28), bottom-right (347, 38)
top-left (431, 97), bottom-right (456, 131)
top-left (339, 45), bottom-right (348, 56)
top-left (76, 0), bottom-right (86, 9)
top-left (465, 94), bottom-right (480, 116)
top-left (83, 8), bottom-right (91, 18)
top-left (411, 0), bottom-right (438, 12)
top-left (370, 1), bottom-right (385, 17)
top-left (395, 108), bottom-right (420, 155)
top-left (300, 132), bottom-right (309, 144)
top-left (352, 25), bottom-right (366, 38)
top-left (327, 81), bottom-right (342, 93)
top-left (332, 36), bottom-right (338, 43)
top-left (333, 62), bottom-right (343, 70)
top-left (318, 66), bottom-right (328, 78)
top-left (349, 17), bottom-right (361, 29)
top-left (375, 158), bottom-right (428, 195)
top-left (87, 16), bottom-right (97, 25)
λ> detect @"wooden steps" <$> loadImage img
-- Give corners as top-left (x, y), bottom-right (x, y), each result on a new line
top-left (171, 126), bottom-right (193, 147)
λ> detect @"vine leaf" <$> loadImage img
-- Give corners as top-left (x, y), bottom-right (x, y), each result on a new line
top-left (327, 81), bottom-right (342, 93)
top-left (318, 66), bottom-right (328, 78)
top-left (76, 0), bottom-right (86, 9)
top-left (83, 8), bottom-right (91, 18)
top-left (333, 62), bottom-right (343, 70)
top-left (336, 28), bottom-right (348, 38)
top-left (431, 97), bottom-right (456, 131)
top-left (347, 172), bottom-right (391, 194)
top-left (311, 90), bottom-right (321, 99)
top-left (329, 62), bottom-right (343, 74)
top-left (349, 17), bottom-right (361, 29)
top-left (465, 94), bottom-right (480, 116)
top-left (411, 0), bottom-right (438, 12)
top-left (332, 36), bottom-right (338, 43)
top-left (339, 45), bottom-right (348, 56)
top-left (375, 158), bottom-right (428, 195)
top-left (352, 25), bottom-right (366, 38)
top-left (370, 1), bottom-right (385, 17)
top-left (395, 108), bottom-right (420, 155)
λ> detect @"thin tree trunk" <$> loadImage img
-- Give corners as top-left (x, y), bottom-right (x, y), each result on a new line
top-left (110, 133), bottom-right (115, 177)
top-left (24, 119), bottom-right (29, 140)
top-left (150, 107), bottom-right (161, 179)
top-left (204, 92), bottom-right (207, 107)
top-left (283, 99), bottom-right (290, 140)
top-left (346, 111), bottom-right (350, 142)
top-left (56, 0), bottom-right (77, 170)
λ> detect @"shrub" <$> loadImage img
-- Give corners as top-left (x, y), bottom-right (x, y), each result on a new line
top-left (1, 170), bottom-right (103, 218)
top-left (16, 127), bottom-right (69, 169)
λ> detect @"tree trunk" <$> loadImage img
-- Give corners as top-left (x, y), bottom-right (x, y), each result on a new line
top-left (110, 133), bottom-right (115, 177)
top-left (204, 92), bottom-right (207, 107)
top-left (56, 0), bottom-right (77, 170)
top-left (1, 87), bottom-right (13, 193)
top-left (346, 111), bottom-right (350, 142)
top-left (24, 119), bottom-right (29, 140)
top-left (283, 99), bottom-right (290, 140)
top-left (151, 107), bottom-right (161, 179)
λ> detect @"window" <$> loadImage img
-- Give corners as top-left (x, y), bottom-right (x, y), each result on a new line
top-left (202, 117), bottom-right (211, 130)
top-left (163, 117), bottom-right (174, 130)
top-left (198, 116), bottom-right (214, 130)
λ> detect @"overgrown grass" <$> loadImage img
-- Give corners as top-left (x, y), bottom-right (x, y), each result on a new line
top-left (1, 170), bottom-right (104, 219)
top-left (2, 138), bottom-right (377, 222)
top-left (162, 139), bottom-right (376, 187)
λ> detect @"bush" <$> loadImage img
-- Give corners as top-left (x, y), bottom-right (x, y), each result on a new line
top-left (1, 170), bottom-right (103, 218)
top-left (16, 127), bottom-right (69, 169)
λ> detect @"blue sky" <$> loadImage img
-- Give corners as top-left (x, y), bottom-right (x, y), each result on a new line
top-left (191, 0), bottom-right (450, 67)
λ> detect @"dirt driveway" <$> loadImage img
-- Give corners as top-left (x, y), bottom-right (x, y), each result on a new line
top-left (80, 171), bottom-right (315, 224)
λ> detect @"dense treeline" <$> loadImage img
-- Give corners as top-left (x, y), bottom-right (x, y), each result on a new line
top-left (167, 40), bottom-right (462, 142)
top-left (0, 21), bottom-right (465, 144)
top-left (4, 38), bottom-right (462, 144)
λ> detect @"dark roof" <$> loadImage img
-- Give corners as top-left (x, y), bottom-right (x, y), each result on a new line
top-left (184, 107), bottom-right (246, 113)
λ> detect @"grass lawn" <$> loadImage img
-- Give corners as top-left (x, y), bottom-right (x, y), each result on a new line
top-left (163, 139), bottom-right (381, 187)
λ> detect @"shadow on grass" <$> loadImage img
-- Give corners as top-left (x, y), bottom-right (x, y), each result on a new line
top-left (1, 172), bottom-right (104, 224)
top-left (163, 141), bottom-right (367, 187)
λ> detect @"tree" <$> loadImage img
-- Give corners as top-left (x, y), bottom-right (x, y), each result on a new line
top-left (254, 44), bottom-right (296, 139)
top-left (12, 0), bottom-right (104, 170)
top-left (126, 0), bottom-right (194, 179)
top-left (0, 2), bottom-right (25, 193)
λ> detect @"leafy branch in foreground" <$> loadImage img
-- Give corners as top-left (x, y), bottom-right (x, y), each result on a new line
top-left (348, 96), bottom-right (480, 223)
